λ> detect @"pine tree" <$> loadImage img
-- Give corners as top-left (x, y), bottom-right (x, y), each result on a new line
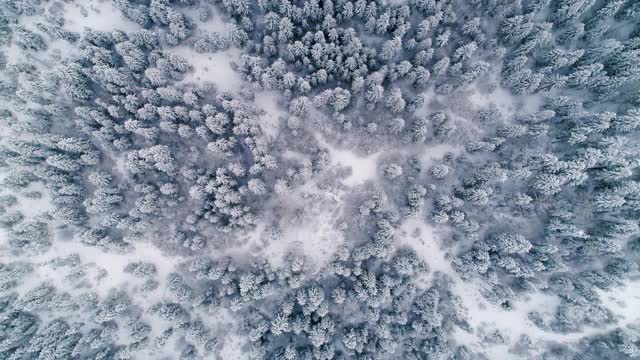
top-left (385, 88), bottom-right (406, 113)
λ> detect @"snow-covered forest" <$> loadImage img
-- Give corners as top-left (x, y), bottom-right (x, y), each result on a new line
top-left (1, 0), bottom-right (640, 358)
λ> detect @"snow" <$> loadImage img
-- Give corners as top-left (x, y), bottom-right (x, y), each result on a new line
top-left (219, 334), bottom-right (250, 360)
top-left (5, 13), bottom-right (81, 70)
top-left (397, 216), bottom-right (640, 358)
top-left (1, 2), bottom-right (638, 359)
top-left (1, 235), bottom-right (182, 301)
top-left (239, 185), bottom-right (347, 271)
top-left (0, 172), bottom-right (181, 307)
top-left (387, 0), bottom-right (409, 5)
top-left (184, 5), bottom-right (229, 34)
top-left (238, 130), bottom-right (388, 270)
top-left (418, 143), bottom-right (463, 169)
top-left (396, 217), bottom-right (452, 284)
top-left (0, 227), bottom-right (195, 357)
top-left (468, 85), bottom-right (520, 116)
top-left (177, 47), bottom-right (244, 94)
top-left (396, 217), bottom-right (559, 358)
top-left (48, 38), bottom-right (82, 59)
top-left (11, 183), bottom-right (54, 219)
top-left (176, 2), bottom-right (245, 94)
top-left (254, 92), bottom-right (286, 139)
top-left (599, 279), bottom-right (640, 327)
top-left (452, 288), bottom-right (562, 359)
top-left (315, 134), bottom-right (382, 187)
top-left (112, 153), bottom-right (130, 178)
top-left (62, 1), bottom-right (140, 33)
top-left (466, 74), bottom-right (544, 121)
top-left (332, 149), bottom-right (381, 187)
top-left (266, 194), bottom-right (345, 270)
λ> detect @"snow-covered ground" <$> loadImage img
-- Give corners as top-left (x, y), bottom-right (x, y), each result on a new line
top-left (254, 91), bottom-right (287, 140)
top-left (263, 188), bottom-right (346, 270)
top-left (2, 1), bottom-right (639, 359)
top-left (177, 46), bottom-right (244, 94)
top-left (599, 279), bottom-right (640, 328)
top-left (219, 333), bottom-right (250, 360)
top-left (62, 1), bottom-right (140, 33)
top-left (397, 216), bottom-right (640, 358)
top-left (315, 133), bottom-right (382, 187)
top-left (418, 143), bottom-right (463, 169)
top-left (1, 232), bottom-right (181, 302)
top-left (467, 76), bottom-right (544, 121)
top-left (229, 182), bottom-right (346, 272)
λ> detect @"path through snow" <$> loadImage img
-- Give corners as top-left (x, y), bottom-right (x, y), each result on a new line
top-left (396, 217), bottom-right (638, 358)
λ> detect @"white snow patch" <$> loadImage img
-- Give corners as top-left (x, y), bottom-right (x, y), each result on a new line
top-left (177, 47), bottom-right (243, 94)
top-left (316, 134), bottom-right (381, 187)
top-left (183, 5), bottom-right (229, 34)
top-left (219, 334), bottom-right (249, 360)
top-left (12, 182), bottom-right (54, 219)
top-left (0, 236), bottom-right (182, 302)
top-left (418, 143), bottom-right (463, 169)
top-left (63, 0), bottom-right (140, 33)
top-left (396, 218), bottom-right (564, 358)
top-left (398, 217), bottom-right (640, 358)
top-left (5, 17), bottom-right (81, 69)
top-left (599, 279), bottom-right (640, 327)
top-left (467, 80), bottom-right (544, 121)
top-left (452, 287), bottom-right (562, 359)
top-left (332, 149), bottom-right (381, 187)
top-left (0, 169), bottom-right (53, 220)
top-left (254, 92), bottom-right (286, 139)
top-left (467, 85), bottom-right (519, 115)
top-left (48, 38), bottom-right (82, 59)
top-left (260, 187), bottom-right (346, 271)
top-left (396, 217), bottom-right (452, 284)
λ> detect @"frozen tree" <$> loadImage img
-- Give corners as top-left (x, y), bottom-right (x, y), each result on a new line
top-left (429, 164), bottom-right (450, 179)
top-left (8, 221), bottom-right (49, 252)
top-left (488, 233), bottom-right (532, 254)
top-left (128, 145), bottom-right (178, 176)
top-left (385, 88), bottom-right (406, 113)
top-left (13, 26), bottom-right (47, 51)
top-left (0, 0), bottom-right (639, 358)
top-left (387, 117), bottom-right (405, 134)
top-left (384, 163), bottom-right (403, 179)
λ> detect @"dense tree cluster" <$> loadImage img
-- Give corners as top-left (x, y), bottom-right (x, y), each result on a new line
top-left (0, 0), bottom-right (639, 359)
